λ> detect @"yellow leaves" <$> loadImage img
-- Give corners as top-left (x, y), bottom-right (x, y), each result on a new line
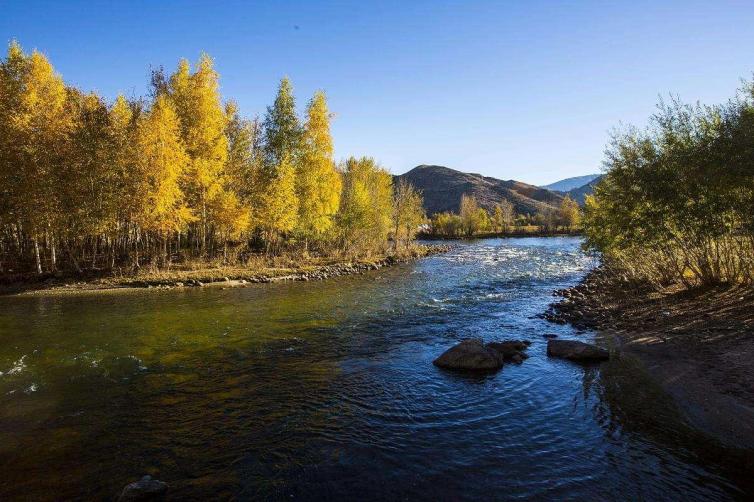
top-left (297, 90), bottom-right (341, 237)
top-left (338, 157), bottom-right (393, 255)
top-left (208, 190), bottom-right (251, 240)
top-left (134, 94), bottom-right (193, 234)
top-left (258, 155), bottom-right (298, 236)
top-left (167, 54), bottom-right (228, 242)
top-left (1, 42), bottom-right (410, 263)
top-left (558, 195), bottom-right (581, 228)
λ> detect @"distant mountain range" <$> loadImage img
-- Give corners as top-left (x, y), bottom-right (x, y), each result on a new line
top-left (541, 174), bottom-right (600, 192)
top-left (396, 165), bottom-right (601, 215)
top-left (563, 175), bottom-right (603, 204)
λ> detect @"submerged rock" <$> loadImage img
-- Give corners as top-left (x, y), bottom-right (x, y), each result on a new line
top-left (117, 475), bottom-right (167, 501)
top-left (546, 340), bottom-right (609, 362)
top-left (485, 340), bottom-right (531, 363)
top-left (433, 339), bottom-right (503, 371)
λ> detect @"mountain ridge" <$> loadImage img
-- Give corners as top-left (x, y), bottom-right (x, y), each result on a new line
top-left (542, 174), bottom-right (600, 192)
top-left (396, 165), bottom-right (564, 216)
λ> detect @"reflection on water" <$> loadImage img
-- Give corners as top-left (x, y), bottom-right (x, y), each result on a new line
top-left (0, 237), bottom-right (749, 500)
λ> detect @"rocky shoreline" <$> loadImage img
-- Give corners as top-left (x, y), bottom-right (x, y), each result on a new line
top-left (545, 266), bottom-right (754, 453)
top-left (3, 245), bottom-right (451, 296)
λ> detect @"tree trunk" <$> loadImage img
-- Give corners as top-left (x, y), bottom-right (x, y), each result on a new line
top-left (33, 238), bottom-right (42, 274)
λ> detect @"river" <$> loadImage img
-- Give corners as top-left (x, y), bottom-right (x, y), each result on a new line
top-left (0, 237), bottom-right (748, 500)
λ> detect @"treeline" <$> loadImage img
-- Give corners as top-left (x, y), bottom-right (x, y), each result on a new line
top-left (0, 42), bottom-right (425, 276)
top-left (583, 83), bottom-right (754, 287)
top-left (429, 194), bottom-right (580, 237)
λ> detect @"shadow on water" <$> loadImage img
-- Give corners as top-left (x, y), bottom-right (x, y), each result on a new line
top-left (592, 354), bottom-right (754, 499)
top-left (0, 237), bottom-right (751, 500)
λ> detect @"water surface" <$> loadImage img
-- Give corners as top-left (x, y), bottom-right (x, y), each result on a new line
top-left (0, 237), bottom-right (748, 500)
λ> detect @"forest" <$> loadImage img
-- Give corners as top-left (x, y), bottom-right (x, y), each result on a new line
top-left (0, 42), bottom-right (426, 277)
top-left (583, 82), bottom-right (754, 287)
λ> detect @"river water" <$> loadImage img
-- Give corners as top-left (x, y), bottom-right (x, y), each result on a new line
top-left (0, 237), bottom-right (749, 500)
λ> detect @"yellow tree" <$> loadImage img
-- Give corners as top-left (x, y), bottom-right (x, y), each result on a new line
top-left (558, 195), bottom-right (581, 229)
top-left (392, 179), bottom-right (425, 251)
top-left (459, 194), bottom-right (481, 236)
top-left (337, 157), bottom-right (393, 256)
top-left (108, 94), bottom-right (137, 230)
top-left (8, 47), bottom-right (72, 273)
top-left (207, 190), bottom-right (251, 261)
top-left (169, 54), bottom-right (228, 250)
top-left (63, 91), bottom-right (115, 244)
top-left (0, 41), bottom-right (28, 252)
top-left (257, 155), bottom-right (298, 252)
top-left (297, 91), bottom-right (341, 246)
top-left (134, 94), bottom-right (194, 265)
top-left (492, 198), bottom-right (515, 233)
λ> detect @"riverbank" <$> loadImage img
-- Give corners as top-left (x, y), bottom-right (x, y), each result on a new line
top-left (546, 266), bottom-right (754, 453)
top-left (0, 244), bottom-right (450, 296)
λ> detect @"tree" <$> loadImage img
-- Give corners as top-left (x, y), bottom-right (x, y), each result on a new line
top-left (133, 94), bottom-right (194, 265)
top-left (168, 54), bottom-right (228, 251)
top-left (263, 77), bottom-right (302, 170)
top-left (493, 199), bottom-right (515, 233)
top-left (337, 157), bottom-right (393, 256)
top-left (459, 194), bottom-right (482, 236)
top-left (296, 91), bottom-right (341, 245)
top-left (536, 207), bottom-right (557, 232)
top-left (432, 212), bottom-right (462, 236)
top-left (257, 155), bottom-right (298, 252)
top-left (7, 48), bottom-right (72, 273)
top-left (392, 180), bottom-right (425, 251)
top-left (224, 101), bottom-right (263, 206)
top-left (558, 195), bottom-right (580, 229)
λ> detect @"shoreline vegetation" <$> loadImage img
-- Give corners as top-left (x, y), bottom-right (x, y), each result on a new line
top-left (0, 43), bottom-right (428, 283)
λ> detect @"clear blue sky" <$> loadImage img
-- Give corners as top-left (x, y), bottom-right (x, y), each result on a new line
top-left (4, 1), bottom-right (754, 185)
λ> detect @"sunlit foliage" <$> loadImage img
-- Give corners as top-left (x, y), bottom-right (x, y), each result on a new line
top-left (583, 88), bottom-right (754, 287)
top-left (0, 42), bottom-right (424, 275)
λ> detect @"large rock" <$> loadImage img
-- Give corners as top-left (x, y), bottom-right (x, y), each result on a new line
top-left (118, 475), bottom-right (168, 501)
top-left (546, 340), bottom-right (609, 362)
top-left (433, 339), bottom-right (503, 371)
top-left (485, 340), bottom-right (531, 363)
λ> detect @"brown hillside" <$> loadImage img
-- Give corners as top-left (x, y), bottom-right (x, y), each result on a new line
top-left (396, 165), bottom-right (563, 215)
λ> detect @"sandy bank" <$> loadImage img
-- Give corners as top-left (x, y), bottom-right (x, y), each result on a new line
top-left (1, 245), bottom-right (450, 297)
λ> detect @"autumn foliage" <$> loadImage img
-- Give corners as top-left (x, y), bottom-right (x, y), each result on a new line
top-left (0, 42), bottom-right (425, 276)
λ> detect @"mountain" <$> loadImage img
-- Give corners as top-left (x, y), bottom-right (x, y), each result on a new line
top-left (541, 174), bottom-right (601, 192)
top-left (396, 165), bottom-right (564, 216)
top-left (565, 175), bottom-right (603, 204)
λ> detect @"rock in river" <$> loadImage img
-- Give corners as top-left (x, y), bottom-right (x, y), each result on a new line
top-left (546, 339), bottom-right (609, 362)
top-left (433, 339), bottom-right (503, 371)
top-left (485, 340), bottom-right (531, 363)
top-left (117, 475), bottom-right (168, 501)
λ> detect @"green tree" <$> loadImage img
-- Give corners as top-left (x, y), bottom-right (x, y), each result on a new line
top-left (263, 77), bottom-right (302, 170)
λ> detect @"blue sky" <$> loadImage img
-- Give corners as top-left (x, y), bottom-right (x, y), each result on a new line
top-left (3, 1), bottom-right (754, 185)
